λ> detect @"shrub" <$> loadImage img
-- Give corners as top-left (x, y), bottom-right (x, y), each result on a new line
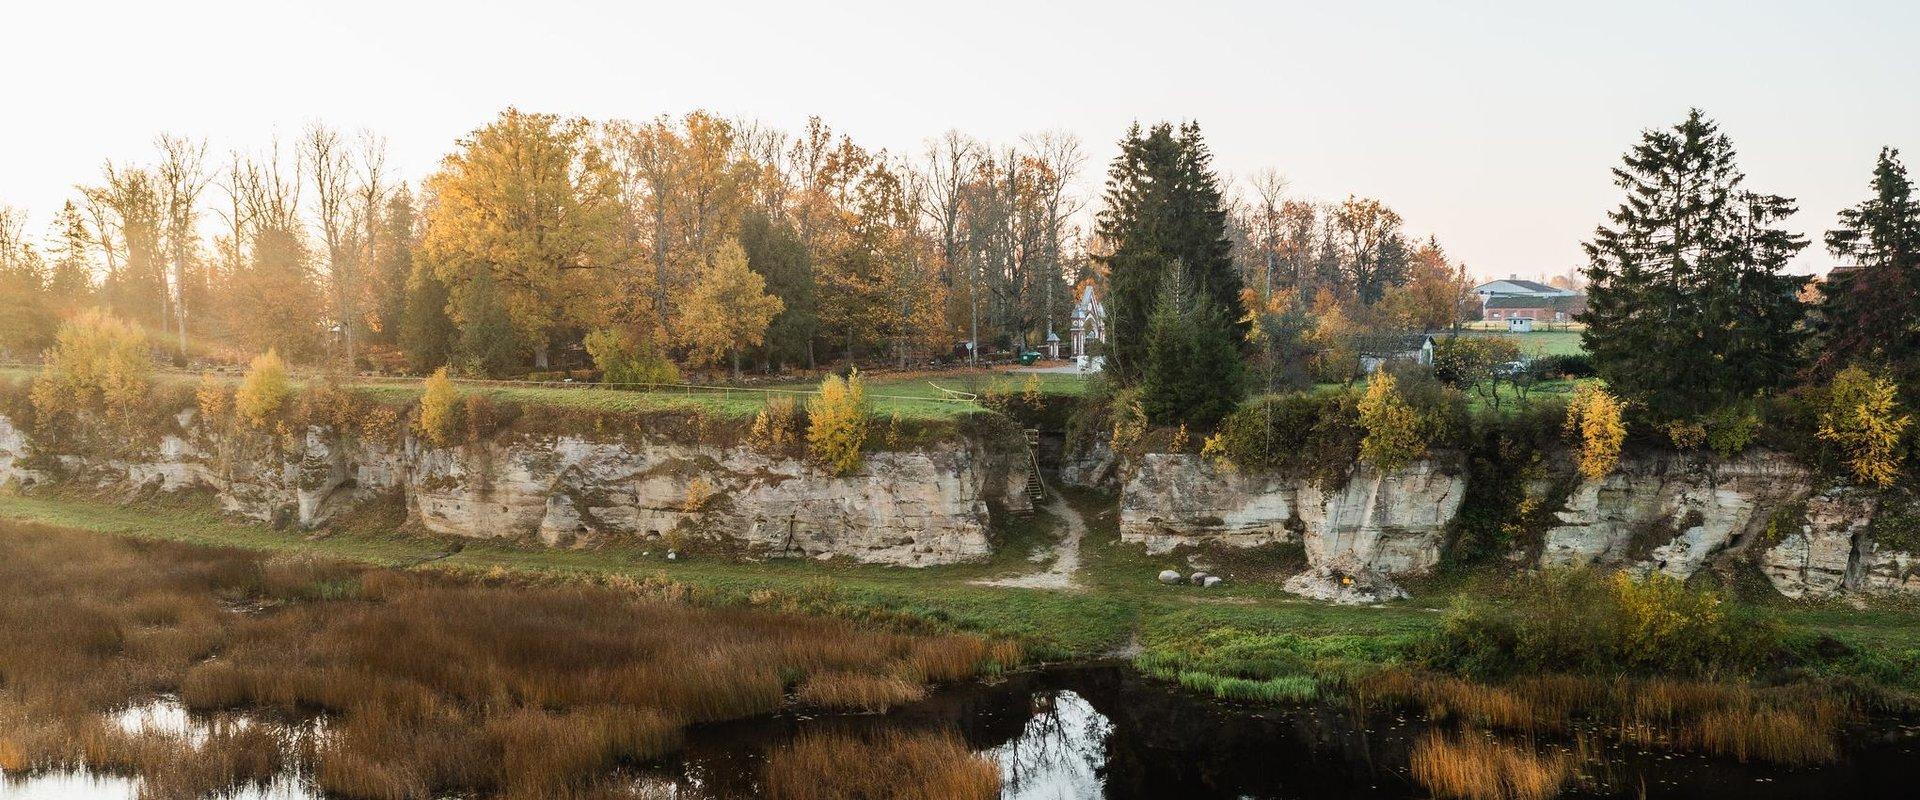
top-left (1426, 568), bottom-right (1779, 680)
top-left (1563, 382), bottom-right (1625, 480)
top-left (1704, 401), bottom-right (1762, 458)
top-left (29, 308), bottom-right (152, 424)
top-left (749, 395), bottom-right (803, 455)
top-left (1358, 367), bottom-right (1426, 471)
top-left (234, 349), bottom-right (291, 427)
top-left (1535, 353), bottom-right (1596, 379)
top-left (1816, 365), bottom-right (1911, 487)
top-left (195, 372), bottom-right (232, 425)
top-left (415, 367), bottom-right (460, 446)
top-left (584, 327), bottom-right (680, 386)
top-left (806, 369), bottom-right (869, 475)
top-left (1203, 390), bottom-right (1362, 487)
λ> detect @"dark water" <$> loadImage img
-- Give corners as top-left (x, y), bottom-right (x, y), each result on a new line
top-left (6, 665), bottom-right (1918, 798)
top-left (663, 664), bottom-right (1920, 799)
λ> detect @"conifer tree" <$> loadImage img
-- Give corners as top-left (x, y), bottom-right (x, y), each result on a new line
top-left (1138, 267), bottom-right (1245, 428)
top-left (1579, 110), bottom-right (1808, 420)
top-left (1096, 122), bottom-right (1243, 385)
top-left (1816, 148), bottom-right (1920, 386)
top-left (454, 268), bottom-right (521, 377)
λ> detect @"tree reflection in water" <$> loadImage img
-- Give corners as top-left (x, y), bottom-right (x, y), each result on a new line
top-left (987, 690), bottom-right (1114, 798)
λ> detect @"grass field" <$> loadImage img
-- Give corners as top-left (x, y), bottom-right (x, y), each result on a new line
top-left (1452, 328), bottom-right (1587, 357)
top-left (0, 365), bottom-right (1095, 421)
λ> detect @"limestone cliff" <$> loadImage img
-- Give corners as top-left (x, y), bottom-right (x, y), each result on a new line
top-left (0, 408), bottom-right (1030, 567)
top-left (1538, 450), bottom-right (1810, 579)
top-left (1119, 453), bottom-right (1466, 601)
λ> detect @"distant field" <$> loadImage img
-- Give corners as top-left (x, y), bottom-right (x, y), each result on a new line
top-left (1454, 329), bottom-right (1587, 357)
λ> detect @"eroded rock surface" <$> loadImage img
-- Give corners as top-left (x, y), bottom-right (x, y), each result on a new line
top-left (1119, 453), bottom-right (1465, 599)
top-left (0, 410), bottom-right (1027, 567)
top-left (1540, 450), bottom-right (1810, 578)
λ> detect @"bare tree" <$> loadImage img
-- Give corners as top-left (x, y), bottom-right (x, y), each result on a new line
top-left (303, 123), bottom-right (356, 367)
top-left (1027, 131), bottom-right (1085, 348)
top-left (920, 131), bottom-right (980, 362)
top-left (352, 131), bottom-right (391, 357)
top-left (155, 134), bottom-right (210, 357)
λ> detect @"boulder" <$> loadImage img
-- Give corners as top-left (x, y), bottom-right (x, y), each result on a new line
top-left (1157, 569), bottom-right (1183, 585)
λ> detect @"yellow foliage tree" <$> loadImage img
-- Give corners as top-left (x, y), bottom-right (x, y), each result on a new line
top-left (806, 369), bottom-right (869, 476)
top-left (29, 309), bottom-right (152, 424)
top-left (234, 349), bottom-right (291, 427)
top-left (415, 367), bottom-right (461, 447)
top-left (674, 239), bottom-right (785, 379)
top-left (1816, 366), bottom-right (1911, 487)
top-left (1357, 368), bottom-right (1425, 471)
top-left (1565, 382), bottom-right (1626, 480)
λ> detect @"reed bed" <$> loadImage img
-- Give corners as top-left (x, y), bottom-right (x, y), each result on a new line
top-left (761, 729), bottom-right (999, 800)
top-left (1410, 729), bottom-right (1572, 800)
top-left (0, 519), bottom-right (1018, 798)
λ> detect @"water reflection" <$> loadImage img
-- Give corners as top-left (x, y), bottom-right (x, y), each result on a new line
top-left (7, 669), bottom-right (1918, 798)
top-left (987, 690), bottom-right (1111, 799)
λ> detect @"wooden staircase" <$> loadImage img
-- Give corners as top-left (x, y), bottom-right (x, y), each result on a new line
top-left (1022, 428), bottom-right (1046, 507)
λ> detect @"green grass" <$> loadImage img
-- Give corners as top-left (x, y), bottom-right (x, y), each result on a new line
top-left (1452, 329), bottom-right (1587, 357)
top-left (0, 366), bottom-right (1091, 421)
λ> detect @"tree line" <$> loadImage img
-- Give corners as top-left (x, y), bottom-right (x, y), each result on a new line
top-left (0, 110), bottom-right (1466, 384)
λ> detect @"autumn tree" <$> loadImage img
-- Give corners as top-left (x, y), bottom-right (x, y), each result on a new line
top-left (1565, 382), bottom-right (1627, 480)
top-left (421, 108), bottom-right (622, 373)
top-left (676, 239), bottom-right (785, 379)
top-left (1381, 237), bottom-right (1472, 331)
top-left (1816, 366), bottom-right (1911, 487)
top-left (1358, 367), bottom-right (1425, 471)
top-left (807, 369), bottom-right (869, 475)
top-left (30, 310), bottom-right (152, 426)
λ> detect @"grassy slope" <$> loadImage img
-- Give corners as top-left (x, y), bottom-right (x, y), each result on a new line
top-left (5, 487), bottom-right (1913, 703)
top-left (0, 488), bottom-right (1444, 668)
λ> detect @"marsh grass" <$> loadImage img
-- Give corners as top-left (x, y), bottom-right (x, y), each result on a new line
top-left (0, 519), bottom-right (1014, 798)
top-left (1411, 729), bottom-right (1572, 800)
top-left (761, 728), bottom-right (999, 800)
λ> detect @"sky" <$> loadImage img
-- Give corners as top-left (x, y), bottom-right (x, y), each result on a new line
top-left (2, 0), bottom-right (1915, 281)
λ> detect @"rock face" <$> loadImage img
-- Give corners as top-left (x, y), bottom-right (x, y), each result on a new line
top-left (0, 410), bottom-right (1029, 567)
top-left (1759, 490), bottom-right (1920, 598)
top-left (1539, 450), bottom-right (1810, 579)
top-left (1119, 453), bottom-right (1466, 600)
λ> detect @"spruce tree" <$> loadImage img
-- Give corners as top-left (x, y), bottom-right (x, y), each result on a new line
top-left (1096, 122), bottom-right (1243, 385)
top-left (1580, 110), bottom-right (1808, 420)
top-left (1138, 267), bottom-right (1245, 428)
top-left (1816, 148), bottom-right (1920, 384)
top-left (401, 261), bottom-right (456, 373)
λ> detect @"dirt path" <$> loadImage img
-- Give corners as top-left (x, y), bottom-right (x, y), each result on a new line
top-left (975, 496), bottom-right (1086, 591)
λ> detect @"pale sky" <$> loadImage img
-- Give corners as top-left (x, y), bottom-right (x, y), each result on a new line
top-left (3, 0), bottom-right (1915, 280)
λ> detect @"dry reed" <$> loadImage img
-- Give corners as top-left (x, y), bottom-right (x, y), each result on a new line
top-left (0, 519), bottom-right (1013, 798)
top-left (762, 729), bottom-right (999, 800)
top-left (1411, 729), bottom-right (1571, 800)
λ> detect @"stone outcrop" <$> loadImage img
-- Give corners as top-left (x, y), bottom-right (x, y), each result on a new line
top-left (0, 409), bottom-right (1030, 567)
top-left (1539, 450), bottom-right (1810, 579)
top-left (1119, 453), bottom-right (1466, 601)
top-left (1760, 490), bottom-right (1920, 598)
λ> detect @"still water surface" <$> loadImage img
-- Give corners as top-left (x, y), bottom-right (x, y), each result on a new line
top-left (4, 665), bottom-right (1917, 799)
